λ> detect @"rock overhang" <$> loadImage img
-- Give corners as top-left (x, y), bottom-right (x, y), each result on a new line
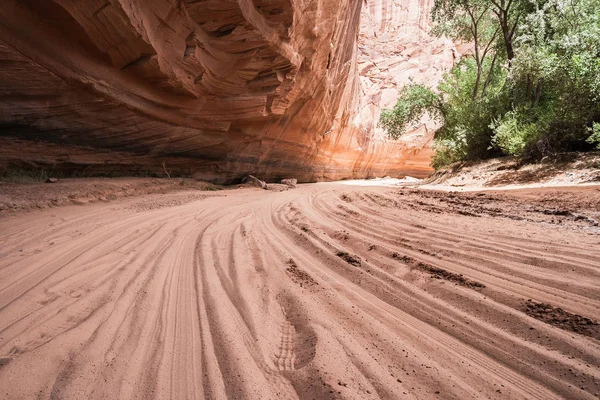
top-left (0, 0), bottom-right (448, 183)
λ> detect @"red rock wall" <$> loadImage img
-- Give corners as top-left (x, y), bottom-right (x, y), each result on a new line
top-left (0, 0), bottom-right (451, 182)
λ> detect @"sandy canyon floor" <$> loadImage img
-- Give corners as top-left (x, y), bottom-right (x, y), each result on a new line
top-left (0, 181), bottom-right (599, 399)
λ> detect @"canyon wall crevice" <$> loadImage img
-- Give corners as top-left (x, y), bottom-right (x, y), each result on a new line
top-left (0, 0), bottom-right (454, 182)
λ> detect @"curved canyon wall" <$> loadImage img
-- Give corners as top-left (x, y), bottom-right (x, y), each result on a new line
top-left (0, 0), bottom-right (454, 183)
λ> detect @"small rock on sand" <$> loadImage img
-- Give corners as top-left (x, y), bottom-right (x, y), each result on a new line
top-left (281, 178), bottom-right (298, 188)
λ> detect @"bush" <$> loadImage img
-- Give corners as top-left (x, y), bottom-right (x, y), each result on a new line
top-left (587, 123), bottom-right (600, 150)
top-left (378, 83), bottom-right (440, 139)
top-left (380, 0), bottom-right (600, 169)
top-left (490, 105), bottom-right (556, 158)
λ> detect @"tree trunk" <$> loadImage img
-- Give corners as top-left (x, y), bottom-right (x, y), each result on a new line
top-left (499, 15), bottom-right (515, 62)
top-left (473, 62), bottom-right (482, 99)
top-left (492, 0), bottom-right (517, 64)
top-left (482, 52), bottom-right (498, 96)
top-left (469, 9), bottom-right (482, 99)
top-left (533, 80), bottom-right (543, 107)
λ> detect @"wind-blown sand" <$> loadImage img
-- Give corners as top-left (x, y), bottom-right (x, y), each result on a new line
top-left (0, 182), bottom-right (599, 399)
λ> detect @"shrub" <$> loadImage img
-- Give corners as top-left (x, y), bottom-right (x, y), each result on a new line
top-left (380, 0), bottom-right (600, 169)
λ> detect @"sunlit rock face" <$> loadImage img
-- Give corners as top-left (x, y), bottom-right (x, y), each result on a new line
top-left (356, 0), bottom-right (456, 161)
top-left (0, 0), bottom-right (453, 182)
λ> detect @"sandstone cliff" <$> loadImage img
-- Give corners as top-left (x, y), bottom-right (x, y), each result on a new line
top-left (0, 0), bottom-right (454, 183)
top-left (357, 0), bottom-right (455, 149)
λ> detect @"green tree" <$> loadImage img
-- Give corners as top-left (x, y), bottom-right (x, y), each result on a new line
top-left (495, 0), bottom-right (600, 157)
top-left (432, 0), bottom-right (501, 98)
top-left (378, 83), bottom-right (442, 139)
top-left (380, 0), bottom-right (600, 166)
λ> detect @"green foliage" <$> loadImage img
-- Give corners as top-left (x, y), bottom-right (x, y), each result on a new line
top-left (490, 106), bottom-right (555, 157)
top-left (495, 0), bottom-right (600, 157)
top-left (432, 0), bottom-right (496, 44)
top-left (587, 123), bottom-right (600, 150)
top-left (378, 84), bottom-right (440, 139)
top-left (431, 138), bottom-right (466, 169)
top-left (379, 0), bottom-right (600, 168)
top-left (436, 57), bottom-right (509, 159)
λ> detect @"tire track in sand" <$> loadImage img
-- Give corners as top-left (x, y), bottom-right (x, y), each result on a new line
top-left (0, 183), bottom-right (598, 399)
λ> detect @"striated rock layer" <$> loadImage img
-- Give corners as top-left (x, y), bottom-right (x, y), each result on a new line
top-left (0, 0), bottom-right (453, 182)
